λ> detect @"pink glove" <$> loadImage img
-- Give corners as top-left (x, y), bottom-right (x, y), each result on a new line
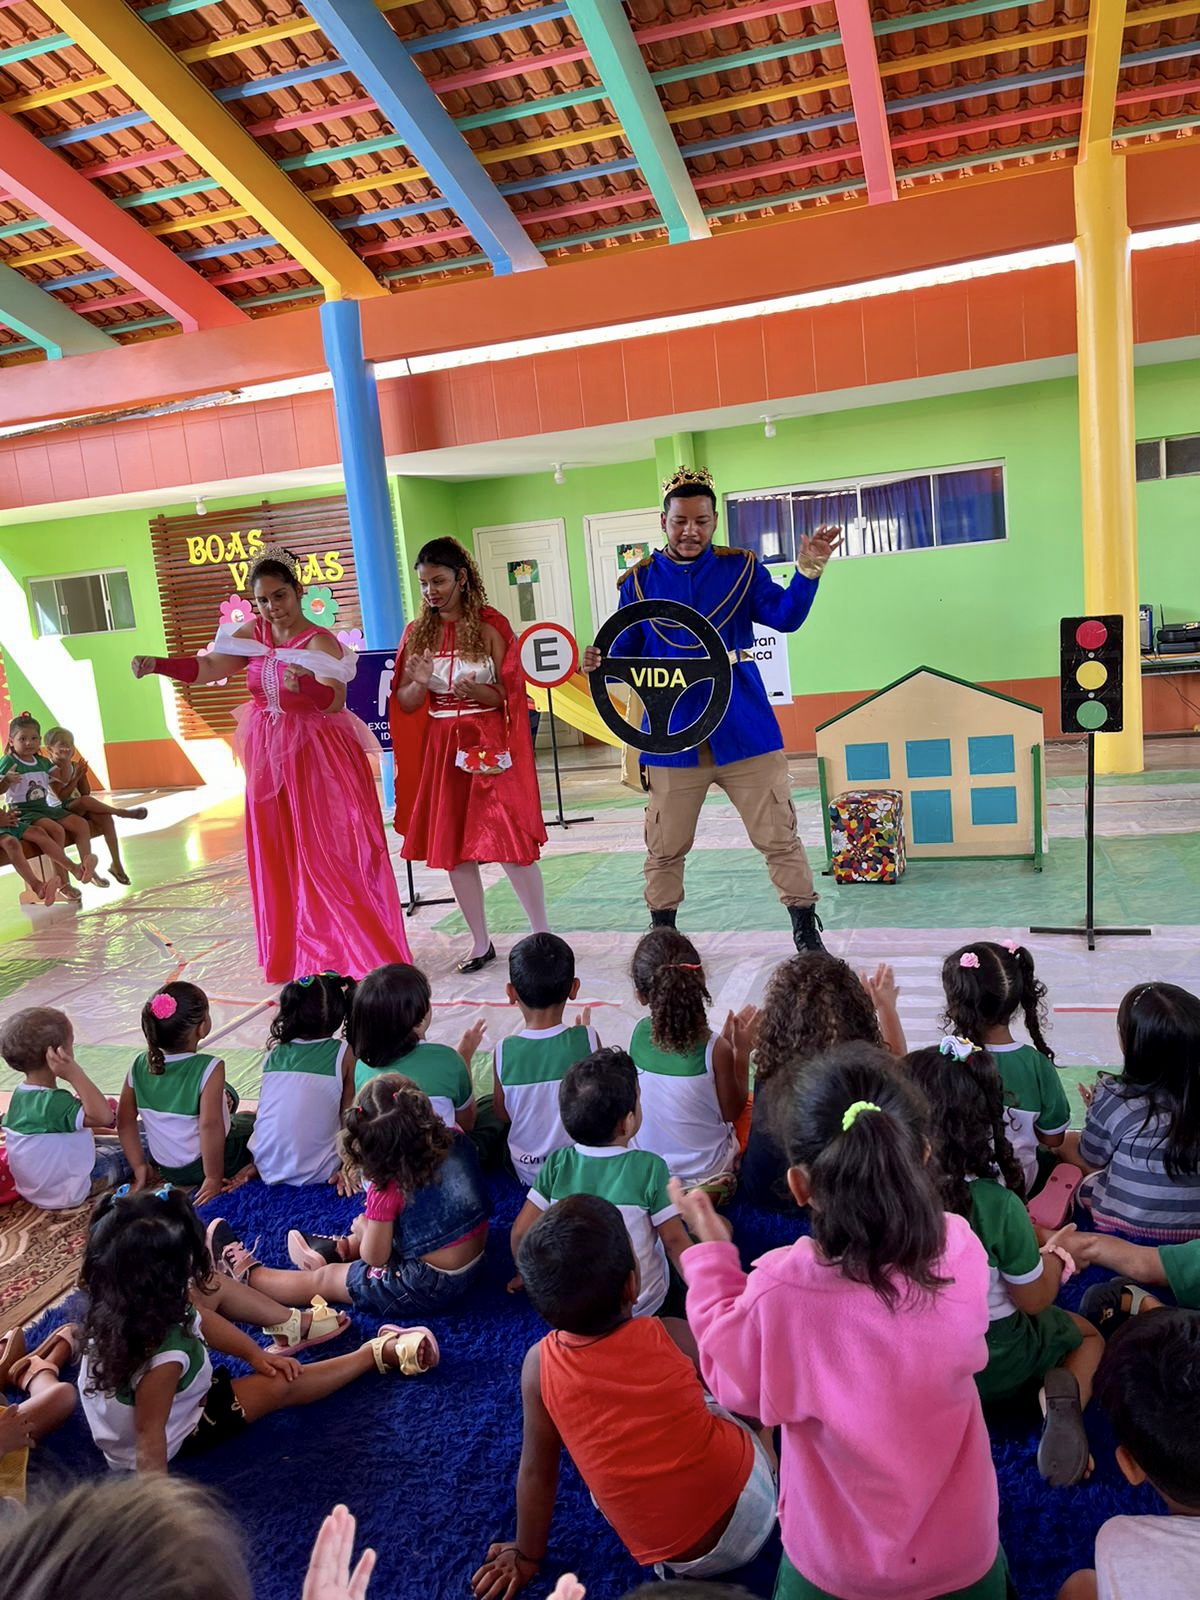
top-left (146, 655), bottom-right (200, 684)
top-left (363, 1179), bottom-right (404, 1223)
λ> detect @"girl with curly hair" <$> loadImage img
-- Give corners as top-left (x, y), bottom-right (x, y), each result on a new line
top-left (245, 971), bottom-right (359, 1189)
top-left (77, 1187), bottom-right (432, 1473)
top-left (740, 953), bottom-right (904, 1211)
top-left (132, 546), bottom-right (409, 983)
top-left (904, 1040), bottom-right (1102, 1487)
top-left (389, 537), bottom-right (547, 974)
top-left (941, 940), bottom-right (1069, 1191)
top-left (627, 927), bottom-right (752, 1192)
top-left (211, 1074), bottom-right (491, 1324)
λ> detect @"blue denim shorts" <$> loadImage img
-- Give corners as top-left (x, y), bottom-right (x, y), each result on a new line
top-left (347, 1249), bottom-right (486, 1318)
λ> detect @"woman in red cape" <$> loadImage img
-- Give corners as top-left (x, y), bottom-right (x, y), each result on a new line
top-left (389, 537), bottom-right (548, 973)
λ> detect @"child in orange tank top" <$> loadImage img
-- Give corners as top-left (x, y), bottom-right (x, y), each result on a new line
top-left (473, 1193), bottom-right (777, 1598)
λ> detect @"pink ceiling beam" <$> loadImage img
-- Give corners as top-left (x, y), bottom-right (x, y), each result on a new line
top-left (834, 0), bottom-right (896, 204)
top-left (521, 187), bottom-right (653, 222)
top-left (77, 144), bottom-right (188, 180)
top-left (361, 223), bottom-right (472, 255)
top-left (0, 113), bottom-right (246, 331)
top-left (436, 46), bottom-right (591, 95)
top-left (246, 98), bottom-right (376, 137)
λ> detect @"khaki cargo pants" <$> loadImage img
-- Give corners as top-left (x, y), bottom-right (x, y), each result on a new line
top-left (643, 746), bottom-right (817, 912)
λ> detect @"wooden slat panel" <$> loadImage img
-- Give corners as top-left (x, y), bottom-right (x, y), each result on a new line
top-left (149, 496), bottom-right (363, 739)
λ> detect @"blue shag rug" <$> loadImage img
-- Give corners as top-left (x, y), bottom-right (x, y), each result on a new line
top-left (17, 1175), bottom-right (1163, 1600)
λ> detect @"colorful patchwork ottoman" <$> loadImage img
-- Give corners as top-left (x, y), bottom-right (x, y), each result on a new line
top-left (829, 789), bottom-right (906, 884)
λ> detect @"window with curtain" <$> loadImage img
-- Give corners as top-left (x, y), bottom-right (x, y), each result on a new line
top-left (725, 461), bottom-right (1006, 562)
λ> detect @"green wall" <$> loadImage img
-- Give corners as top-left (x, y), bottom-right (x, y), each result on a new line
top-left (1, 360), bottom-right (1197, 756)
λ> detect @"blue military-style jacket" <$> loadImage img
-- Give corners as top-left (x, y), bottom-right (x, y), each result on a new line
top-left (613, 542), bottom-right (819, 768)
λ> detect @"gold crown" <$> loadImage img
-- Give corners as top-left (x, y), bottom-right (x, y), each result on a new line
top-left (251, 544), bottom-right (300, 578)
top-left (661, 464), bottom-right (715, 497)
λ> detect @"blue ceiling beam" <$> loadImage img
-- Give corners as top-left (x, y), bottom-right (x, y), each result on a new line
top-left (302, 0), bottom-right (544, 275)
top-left (0, 260), bottom-right (118, 357)
top-left (566, 0), bottom-right (708, 244)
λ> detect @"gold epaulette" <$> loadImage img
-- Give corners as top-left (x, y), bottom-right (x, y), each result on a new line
top-left (713, 544), bottom-right (755, 559)
top-left (616, 555), bottom-right (655, 590)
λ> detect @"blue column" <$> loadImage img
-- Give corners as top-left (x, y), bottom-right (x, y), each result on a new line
top-left (319, 298), bottom-right (405, 651)
top-left (320, 298), bottom-right (402, 805)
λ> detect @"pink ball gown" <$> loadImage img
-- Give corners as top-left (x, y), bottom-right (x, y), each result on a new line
top-left (228, 619), bottom-right (410, 983)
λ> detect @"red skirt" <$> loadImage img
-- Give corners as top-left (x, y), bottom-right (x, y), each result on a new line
top-left (400, 709), bottom-right (544, 870)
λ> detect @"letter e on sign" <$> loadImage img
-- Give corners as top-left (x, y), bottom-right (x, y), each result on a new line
top-left (518, 622), bottom-right (578, 689)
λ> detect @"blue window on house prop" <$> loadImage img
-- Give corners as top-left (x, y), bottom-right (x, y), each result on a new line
top-left (968, 735), bottom-right (1016, 776)
top-left (844, 742), bottom-right (891, 782)
top-left (906, 739), bottom-right (952, 779)
top-left (910, 789), bottom-right (954, 845)
top-left (971, 786), bottom-right (1019, 826)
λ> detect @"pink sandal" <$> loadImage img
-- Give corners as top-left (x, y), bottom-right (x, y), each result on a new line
top-left (9, 1323), bottom-right (81, 1390)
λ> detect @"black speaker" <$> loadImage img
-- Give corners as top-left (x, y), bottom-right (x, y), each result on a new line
top-left (1060, 614), bottom-right (1123, 734)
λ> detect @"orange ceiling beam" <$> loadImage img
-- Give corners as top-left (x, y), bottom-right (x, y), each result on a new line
top-left (0, 141), bottom-right (1198, 430)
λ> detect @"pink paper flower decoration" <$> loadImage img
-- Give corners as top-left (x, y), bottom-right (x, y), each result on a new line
top-left (198, 642), bottom-right (228, 687)
top-left (150, 993), bottom-right (177, 1019)
top-left (959, 952), bottom-right (981, 969)
top-left (1003, 940), bottom-right (1021, 954)
top-left (219, 594), bottom-right (249, 626)
top-left (336, 628), bottom-right (365, 652)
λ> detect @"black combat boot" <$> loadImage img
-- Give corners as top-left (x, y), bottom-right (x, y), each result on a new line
top-left (789, 904), bottom-right (825, 953)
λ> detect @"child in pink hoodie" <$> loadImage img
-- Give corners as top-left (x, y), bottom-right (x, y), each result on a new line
top-left (674, 1042), bottom-right (1008, 1600)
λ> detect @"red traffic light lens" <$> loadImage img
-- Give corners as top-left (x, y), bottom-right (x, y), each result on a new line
top-left (1075, 619), bottom-right (1108, 651)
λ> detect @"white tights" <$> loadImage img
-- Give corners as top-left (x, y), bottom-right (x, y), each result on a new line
top-left (447, 861), bottom-right (549, 957)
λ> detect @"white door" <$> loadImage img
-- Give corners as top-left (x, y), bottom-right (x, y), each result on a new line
top-left (584, 508), bottom-right (661, 635)
top-left (473, 519), bottom-right (572, 635)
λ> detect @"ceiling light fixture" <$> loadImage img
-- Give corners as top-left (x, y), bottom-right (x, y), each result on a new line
top-left (553, 463), bottom-right (565, 485)
top-left (195, 495), bottom-right (207, 516)
top-left (762, 416), bottom-right (777, 439)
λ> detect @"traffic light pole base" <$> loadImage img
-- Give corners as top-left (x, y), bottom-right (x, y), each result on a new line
top-left (542, 685), bottom-right (594, 829)
top-left (1029, 924), bottom-right (1152, 954)
top-left (1029, 731), bottom-right (1150, 953)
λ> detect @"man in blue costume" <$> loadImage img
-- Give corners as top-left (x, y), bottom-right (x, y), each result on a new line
top-left (583, 467), bottom-right (840, 953)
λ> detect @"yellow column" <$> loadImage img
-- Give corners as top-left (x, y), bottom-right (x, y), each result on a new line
top-left (1073, 149), bottom-right (1143, 774)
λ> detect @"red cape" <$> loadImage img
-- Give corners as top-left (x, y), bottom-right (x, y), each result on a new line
top-left (388, 606), bottom-right (545, 851)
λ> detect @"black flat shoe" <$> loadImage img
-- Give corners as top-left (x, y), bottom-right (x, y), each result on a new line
top-left (1037, 1367), bottom-right (1090, 1486)
top-left (457, 943), bottom-right (496, 974)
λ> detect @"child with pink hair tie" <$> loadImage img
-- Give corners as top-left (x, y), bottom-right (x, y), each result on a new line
top-left (118, 982), bottom-right (255, 1203)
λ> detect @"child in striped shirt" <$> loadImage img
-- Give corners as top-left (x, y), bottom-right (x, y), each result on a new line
top-left (247, 971), bottom-right (358, 1188)
top-left (510, 1048), bottom-right (691, 1317)
top-left (1063, 982), bottom-right (1200, 1242)
top-left (118, 982), bottom-right (255, 1204)
top-left (494, 933), bottom-right (598, 1184)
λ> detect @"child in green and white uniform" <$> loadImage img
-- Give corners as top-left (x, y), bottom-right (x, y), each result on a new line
top-left (0, 1005), bottom-right (127, 1208)
top-left (348, 961), bottom-right (479, 1132)
top-left (495, 933), bottom-right (598, 1184)
top-left (248, 972), bottom-right (357, 1187)
top-left (510, 1048), bottom-right (692, 1317)
top-left (628, 928), bottom-right (749, 1189)
top-left (118, 982), bottom-right (255, 1203)
top-left (0, 712), bottom-right (102, 886)
top-left (79, 1188), bottom-right (432, 1473)
top-left (941, 941), bottom-right (1070, 1190)
top-left (906, 1041), bottom-right (1103, 1487)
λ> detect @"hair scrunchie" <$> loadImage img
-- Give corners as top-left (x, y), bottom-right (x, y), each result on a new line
top-left (841, 1100), bottom-right (881, 1132)
top-left (939, 1035), bottom-right (979, 1062)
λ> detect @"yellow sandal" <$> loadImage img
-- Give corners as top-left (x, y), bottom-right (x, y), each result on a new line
top-left (265, 1296), bottom-right (349, 1353)
top-left (369, 1324), bottom-right (439, 1377)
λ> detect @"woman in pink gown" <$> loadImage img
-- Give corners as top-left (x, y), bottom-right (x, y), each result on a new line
top-left (132, 547), bottom-right (409, 983)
